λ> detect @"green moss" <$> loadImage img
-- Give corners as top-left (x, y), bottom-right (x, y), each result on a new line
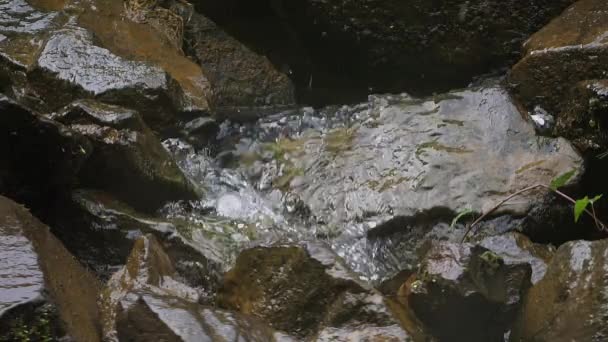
top-left (415, 140), bottom-right (473, 160)
top-left (515, 160), bottom-right (546, 174)
top-left (441, 119), bottom-right (465, 126)
top-left (324, 127), bottom-right (357, 155)
top-left (2, 308), bottom-right (55, 342)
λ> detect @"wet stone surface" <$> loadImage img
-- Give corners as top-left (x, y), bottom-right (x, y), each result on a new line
top-left (510, 239), bottom-right (608, 341)
top-left (169, 81), bottom-right (582, 282)
top-left (401, 241), bottom-right (532, 342)
top-left (0, 195), bottom-right (101, 342)
top-left (217, 242), bottom-right (415, 339)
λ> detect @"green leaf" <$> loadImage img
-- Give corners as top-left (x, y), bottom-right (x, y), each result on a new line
top-left (451, 208), bottom-right (474, 228)
top-left (574, 197), bottom-right (590, 223)
top-left (590, 194), bottom-right (603, 204)
top-left (550, 170), bottom-right (576, 190)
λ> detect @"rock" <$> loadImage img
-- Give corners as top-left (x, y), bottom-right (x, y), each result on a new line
top-left (217, 242), bottom-right (413, 339)
top-left (401, 241), bottom-right (532, 341)
top-left (235, 82), bottom-right (583, 238)
top-left (194, 0), bottom-right (575, 98)
top-left (0, 0), bottom-right (212, 132)
top-left (0, 94), bottom-right (92, 208)
top-left (184, 11), bottom-right (295, 120)
top-left (0, 195), bottom-right (101, 341)
top-left (510, 239), bottom-right (608, 341)
top-left (554, 80), bottom-right (608, 153)
top-left (49, 189), bottom-right (224, 292)
top-left (102, 234), bottom-right (288, 341)
top-left (509, 0), bottom-right (608, 147)
top-left (478, 232), bottom-right (554, 284)
top-left (52, 100), bottom-right (199, 212)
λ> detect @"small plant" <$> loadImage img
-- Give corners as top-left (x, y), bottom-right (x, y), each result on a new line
top-left (461, 170), bottom-right (606, 241)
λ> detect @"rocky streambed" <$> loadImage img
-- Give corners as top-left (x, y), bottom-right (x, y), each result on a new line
top-left (1, 0), bottom-right (608, 341)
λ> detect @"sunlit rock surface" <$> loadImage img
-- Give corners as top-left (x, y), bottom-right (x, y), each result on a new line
top-left (0, 195), bottom-right (101, 341)
top-left (510, 239), bottom-right (608, 341)
top-left (231, 82), bottom-right (582, 236)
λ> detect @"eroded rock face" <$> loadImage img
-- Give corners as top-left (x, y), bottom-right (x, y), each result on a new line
top-left (184, 11), bottom-right (295, 119)
top-left (509, 0), bottom-right (608, 151)
top-left (402, 241), bottom-right (532, 341)
top-left (102, 234), bottom-right (287, 342)
top-left (217, 243), bottom-right (413, 339)
top-left (510, 239), bottom-right (608, 341)
top-left (0, 195), bottom-right (101, 342)
top-left (51, 100), bottom-right (199, 212)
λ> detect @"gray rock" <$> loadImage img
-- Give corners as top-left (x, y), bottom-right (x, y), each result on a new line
top-left (243, 84), bottom-right (583, 235)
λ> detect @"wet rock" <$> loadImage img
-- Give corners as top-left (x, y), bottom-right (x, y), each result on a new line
top-left (401, 241), bottom-right (532, 341)
top-left (510, 239), bottom-right (608, 341)
top-left (237, 83), bottom-right (583, 238)
top-left (478, 232), bottom-right (554, 284)
top-left (184, 11), bottom-right (295, 120)
top-left (52, 100), bottom-right (199, 212)
top-left (0, 0), bottom-right (212, 132)
top-left (0, 94), bottom-right (92, 208)
top-left (555, 79), bottom-right (608, 153)
top-left (180, 116), bottom-right (219, 150)
top-left (509, 0), bottom-right (608, 147)
top-left (49, 189), bottom-right (224, 291)
top-left (102, 234), bottom-right (287, 341)
top-left (218, 243), bottom-right (413, 339)
top-left (0, 195), bottom-right (101, 341)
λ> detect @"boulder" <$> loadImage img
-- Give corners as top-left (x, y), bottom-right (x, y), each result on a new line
top-left (49, 189), bottom-right (225, 292)
top-left (102, 234), bottom-right (289, 341)
top-left (52, 100), bottom-right (199, 212)
top-left (0, 94), bottom-right (92, 208)
top-left (0, 0), bottom-right (211, 132)
top-left (217, 243), bottom-right (414, 339)
top-left (509, 0), bottom-right (608, 150)
top-left (478, 232), bottom-right (554, 284)
top-left (232, 82), bottom-right (583, 240)
top-left (510, 239), bottom-right (608, 341)
top-left (184, 11), bottom-right (295, 120)
top-left (0, 195), bottom-right (101, 342)
top-left (401, 241), bottom-right (532, 341)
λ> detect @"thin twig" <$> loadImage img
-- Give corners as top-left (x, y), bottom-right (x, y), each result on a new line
top-left (461, 183), bottom-right (606, 242)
